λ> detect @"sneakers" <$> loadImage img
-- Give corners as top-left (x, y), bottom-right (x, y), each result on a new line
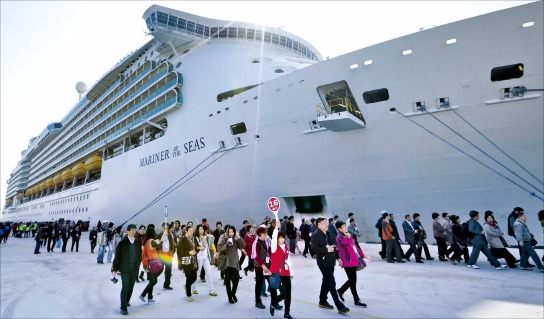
top-left (147, 299), bottom-right (158, 304)
top-left (209, 291), bottom-right (218, 296)
top-left (521, 267), bottom-right (533, 271)
top-left (192, 289), bottom-right (198, 294)
top-left (355, 300), bottom-right (367, 308)
top-left (255, 302), bottom-right (266, 309)
top-left (318, 302), bottom-right (334, 310)
top-left (495, 265), bottom-right (507, 270)
top-left (337, 289), bottom-right (345, 302)
top-left (187, 297), bottom-right (194, 302)
top-left (468, 265), bottom-right (480, 269)
top-left (139, 295), bottom-right (147, 304)
top-left (338, 306), bottom-right (350, 314)
top-left (201, 278), bottom-right (206, 282)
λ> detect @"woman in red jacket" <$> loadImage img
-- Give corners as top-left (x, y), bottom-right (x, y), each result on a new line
top-left (269, 212), bottom-right (294, 319)
top-left (243, 225), bottom-right (256, 276)
top-left (335, 220), bottom-right (371, 308)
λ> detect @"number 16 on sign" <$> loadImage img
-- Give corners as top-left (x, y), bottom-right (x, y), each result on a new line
top-left (268, 197), bottom-right (280, 214)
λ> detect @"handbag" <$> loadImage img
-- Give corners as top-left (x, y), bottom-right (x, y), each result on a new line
top-left (148, 258), bottom-right (163, 274)
top-left (499, 236), bottom-right (509, 248)
top-left (216, 252), bottom-right (227, 271)
top-left (181, 256), bottom-right (198, 270)
top-left (356, 256), bottom-right (366, 271)
top-left (269, 250), bottom-right (287, 289)
top-left (56, 238), bottom-right (61, 248)
top-left (530, 234), bottom-right (538, 247)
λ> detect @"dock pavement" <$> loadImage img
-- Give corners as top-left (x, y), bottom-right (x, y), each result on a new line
top-left (1, 237), bottom-right (543, 318)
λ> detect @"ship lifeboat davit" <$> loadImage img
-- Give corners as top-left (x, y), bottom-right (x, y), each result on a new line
top-left (61, 168), bottom-right (74, 181)
top-left (72, 163), bottom-right (86, 177)
top-left (53, 173), bottom-right (63, 186)
top-left (85, 155), bottom-right (102, 172)
top-left (46, 177), bottom-right (54, 188)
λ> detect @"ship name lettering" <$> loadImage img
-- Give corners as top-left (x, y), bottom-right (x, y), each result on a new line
top-left (139, 149), bottom-right (170, 167)
top-left (184, 137), bottom-right (205, 153)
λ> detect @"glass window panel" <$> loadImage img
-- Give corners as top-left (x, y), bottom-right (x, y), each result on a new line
top-left (272, 34), bottom-right (279, 44)
top-left (219, 27), bottom-right (227, 38)
top-left (247, 29), bottom-right (255, 39)
top-left (211, 27), bottom-right (219, 38)
top-left (238, 28), bottom-right (246, 38)
top-left (255, 30), bottom-right (262, 41)
top-left (280, 36), bottom-right (287, 46)
top-left (204, 26), bottom-right (210, 37)
top-left (157, 12), bottom-right (168, 27)
top-left (177, 19), bottom-right (186, 31)
top-left (286, 38), bottom-right (292, 49)
top-left (151, 12), bottom-right (157, 25)
top-left (196, 24), bottom-right (204, 36)
top-left (264, 32), bottom-right (272, 42)
top-left (186, 21), bottom-right (195, 34)
top-left (168, 16), bottom-right (178, 28)
top-left (228, 27), bottom-right (237, 38)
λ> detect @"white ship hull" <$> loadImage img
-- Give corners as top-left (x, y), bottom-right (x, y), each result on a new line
top-left (4, 2), bottom-right (543, 242)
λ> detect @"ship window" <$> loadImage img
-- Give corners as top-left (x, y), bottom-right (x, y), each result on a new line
top-left (168, 16), bottom-right (178, 28)
top-left (491, 63), bottom-right (523, 82)
top-left (293, 196), bottom-right (323, 214)
top-left (196, 24), bottom-right (205, 36)
top-left (238, 28), bottom-right (246, 39)
top-left (252, 60), bottom-right (260, 63)
top-left (363, 88), bottom-right (390, 104)
top-left (157, 12), bottom-right (168, 27)
top-left (177, 19), bottom-right (186, 31)
top-left (168, 54), bottom-right (174, 60)
top-left (228, 27), bottom-right (237, 38)
top-left (280, 36), bottom-right (287, 46)
top-left (217, 84), bottom-right (258, 102)
top-left (275, 69), bottom-right (284, 73)
top-left (264, 32), bottom-right (272, 43)
top-left (255, 30), bottom-right (263, 41)
top-left (246, 29), bottom-right (255, 40)
top-left (272, 34), bottom-right (279, 44)
top-left (286, 38), bottom-right (293, 49)
top-left (186, 21), bottom-right (195, 34)
top-left (204, 26), bottom-right (210, 37)
top-left (219, 28), bottom-right (228, 38)
top-left (176, 62), bottom-right (182, 68)
top-left (230, 122), bottom-right (247, 135)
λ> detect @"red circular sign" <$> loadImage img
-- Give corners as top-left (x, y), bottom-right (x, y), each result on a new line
top-left (267, 197), bottom-right (280, 213)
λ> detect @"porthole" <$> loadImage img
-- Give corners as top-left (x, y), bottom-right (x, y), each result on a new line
top-left (183, 50), bottom-right (189, 54)
top-left (275, 69), bottom-right (284, 73)
top-left (252, 60), bottom-right (260, 63)
top-left (176, 62), bottom-right (182, 68)
top-left (150, 51), bottom-right (154, 57)
top-left (169, 54), bottom-right (174, 59)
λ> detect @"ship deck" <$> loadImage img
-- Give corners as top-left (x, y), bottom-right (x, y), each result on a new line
top-left (0, 238), bottom-right (542, 318)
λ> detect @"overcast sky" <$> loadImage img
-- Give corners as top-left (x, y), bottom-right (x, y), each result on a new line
top-left (0, 1), bottom-right (534, 206)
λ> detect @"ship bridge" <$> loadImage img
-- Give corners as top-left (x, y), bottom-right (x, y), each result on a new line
top-left (142, 5), bottom-right (322, 61)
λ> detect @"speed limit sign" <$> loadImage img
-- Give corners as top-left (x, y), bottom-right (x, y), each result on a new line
top-left (267, 197), bottom-right (280, 213)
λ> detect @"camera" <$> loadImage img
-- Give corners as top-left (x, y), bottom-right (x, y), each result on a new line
top-left (110, 274), bottom-right (118, 284)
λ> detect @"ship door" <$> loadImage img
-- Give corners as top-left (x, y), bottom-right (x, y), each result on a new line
top-left (316, 81), bottom-right (366, 131)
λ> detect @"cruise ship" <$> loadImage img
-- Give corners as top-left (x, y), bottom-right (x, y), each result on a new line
top-left (3, 2), bottom-right (543, 242)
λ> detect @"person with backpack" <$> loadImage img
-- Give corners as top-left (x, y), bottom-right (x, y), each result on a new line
top-left (467, 210), bottom-right (507, 270)
top-left (450, 215), bottom-right (469, 263)
top-left (508, 207), bottom-right (534, 267)
top-left (97, 221), bottom-right (109, 264)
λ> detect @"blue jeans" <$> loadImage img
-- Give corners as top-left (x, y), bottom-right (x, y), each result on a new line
top-left (520, 241), bottom-right (544, 269)
top-left (107, 242), bottom-right (114, 262)
top-left (97, 244), bottom-right (106, 262)
top-left (468, 242), bottom-right (500, 267)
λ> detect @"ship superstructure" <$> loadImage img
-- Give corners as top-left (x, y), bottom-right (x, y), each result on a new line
top-left (3, 2), bottom-right (543, 242)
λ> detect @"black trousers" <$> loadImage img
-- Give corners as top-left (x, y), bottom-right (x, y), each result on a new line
top-left (417, 240), bottom-right (432, 259)
top-left (224, 267), bottom-right (240, 299)
top-left (403, 241), bottom-right (422, 261)
top-left (272, 276), bottom-right (292, 316)
top-left (71, 238), bottom-right (80, 252)
top-left (490, 247), bottom-right (517, 266)
top-left (379, 238), bottom-right (386, 258)
top-left (450, 243), bottom-right (469, 262)
top-left (120, 269), bottom-right (138, 311)
top-left (435, 237), bottom-right (448, 258)
top-left (163, 260), bottom-right (172, 288)
top-left (47, 237), bottom-right (55, 251)
top-left (255, 270), bottom-right (277, 303)
top-left (184, 268), bottom-right (197, 296)
top-left (239, 253), bottom-right (246, 268)
top-left (244, 257), bottom-right (254, 272)
top-left (62, 238), bottom-right (69, 252)
top-left (338, 266), bottom-right (360, 302)
top-left (141, 271), bottom-right (159, 299)
top-left (90, 240), bottom-right (96, 253)
top-left (303, 238), bottom-right (314, 256)
top-left (386, 239), bottom-right (403, 262)
top-left (318, 265), bottom-right (344, 308)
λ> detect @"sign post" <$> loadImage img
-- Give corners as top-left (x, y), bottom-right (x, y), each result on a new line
top-left (267, 197), bottom-right (280, 215)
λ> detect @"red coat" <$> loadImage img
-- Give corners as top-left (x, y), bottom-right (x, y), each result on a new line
top-left (244, 233), bottom-right (256, 256)
top-left (270, 243), bottom-right (292, 276)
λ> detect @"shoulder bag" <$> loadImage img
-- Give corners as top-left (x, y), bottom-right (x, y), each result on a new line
top-left (269, 251), bottom-right (286, 289)
top-left (353, 245), bottom-right (366, 271)
top-left (145, 240), bottom-right (163, 274)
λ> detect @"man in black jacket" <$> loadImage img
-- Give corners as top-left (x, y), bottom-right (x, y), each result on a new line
top-left (375, 211), bottom-right (388, 259)
top-left (112, 224), bottom-right (142, 316)
top-left (310, 217), bottom-right (349, 314)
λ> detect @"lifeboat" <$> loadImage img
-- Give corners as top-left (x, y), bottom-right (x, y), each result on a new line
top-left (16, 193), bottom-right (23, 200)
top-left (85, 155), bottom-right (102, 172)
top-left (6, 198), bottom-right (13, 205)
top-left (46, 177), bottom-right (55, 188)
top-left (61, 168), bottom-right (74, 181)
top-left (25, 189), bottom-right (32, 197)
top-left (72, 163), bottom-right (86, 177)
top-left (53, 173), bottom-right (63, 185)
top-left (39, 181), bottom-right (47, 191)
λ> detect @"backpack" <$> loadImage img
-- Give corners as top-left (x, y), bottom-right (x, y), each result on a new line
top-left (462, 222), bottom-right (475, 239)
top-left (507, 213), bottom-right (516, 237)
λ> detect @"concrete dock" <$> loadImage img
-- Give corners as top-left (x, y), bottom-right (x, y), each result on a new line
top-left (1, 237), bottom-right (542, 318)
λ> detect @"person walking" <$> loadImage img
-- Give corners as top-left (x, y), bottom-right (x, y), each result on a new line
top-left (243, 225), bottom-right (256, 276)
top-left (402, 214), bottom-right (423, 263)
top-left (192, 225), bottom-right (218, 297)
top-left (483, 211), bottom-right (517, 268)
top-left (336, 220), bottom-right (370, 308)
top-left (111, 224), bottom-right (142, 316)
top-left (97, 221), bottom-right (109, 264)
top-left (310, 217), bottom-right (350, 314)
top-left (159, 223), bottom-right (175, 290)
top-left (139, 227), bottom-right (163, 304)
top-left (513, 211), bottom-right (544, 272)
top-left (412, 213), bottom-right (434, 260)
top-left (269, 212), bottom-right (294, 319)
top-left (375, 211), bottom-right (388, 259)
top-left (383, 214), bottom-right (405, 263)
top-left (89, 226), bottom-right (98, 254)
top-left (252, 225), bottom-right (278, 310)
top-left (449, 215), bottom-right (469, 263)
top-left (34, 224), bottom-right (45, 254)
top-left (178, 225), bottom-right (198, 301)
top-left (61, 223), bottom-right (71, 253)
top-left (467, 210), bottom-right (507, 270)
top-left (217, 225), bottom-right (245, 304)
top-left (301, 219), bottom-right (313, 258)
top-left (71, 225), bottom-right (82, 252)
top-left (432, 212), bottom-right (449, 262)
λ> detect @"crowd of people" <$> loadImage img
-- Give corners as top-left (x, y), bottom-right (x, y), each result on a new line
top-left (1, 206), bottom-right (543, 317)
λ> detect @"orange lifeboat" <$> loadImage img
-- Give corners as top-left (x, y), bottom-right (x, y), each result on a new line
top-left (46, 177), bottom-right (55, 188)
top-left (16, 193), bottom-right (23, 200)
top-left (53, 173), bottom-right (63, 186)
top-left (39, 181), bottom-right (47, 191)
top-left (72, 163), bottom-right (86, 177)
top-left (85, 155), bottom-right (102, 172)
top-left (25, 189), bottom-right (32, 197)
top-left (61, 168), bottom-right (74, 181)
